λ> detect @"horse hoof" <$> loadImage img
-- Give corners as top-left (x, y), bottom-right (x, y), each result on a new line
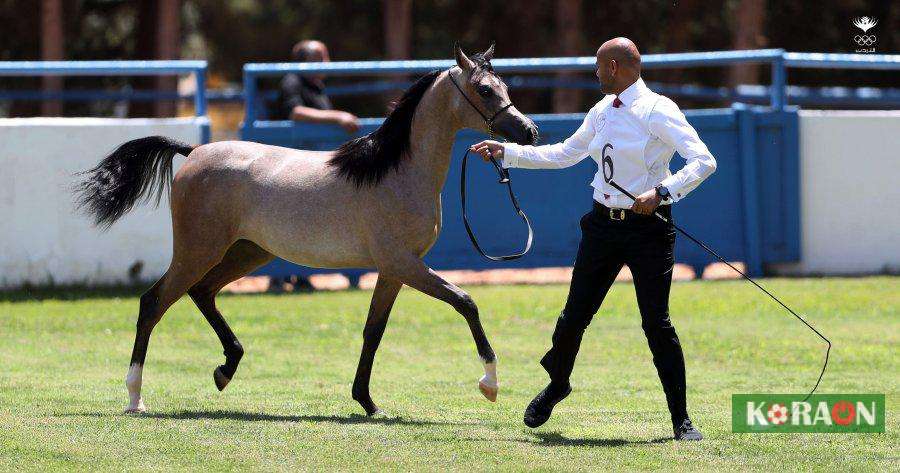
top-left (213, 366), bottom-right (231, 391)
top-left (123, 402), bottom-right (146, 414)
top-left (479, 380), bottom-right (499, 402)
top-left (368, 408), bottom-right (388, 418)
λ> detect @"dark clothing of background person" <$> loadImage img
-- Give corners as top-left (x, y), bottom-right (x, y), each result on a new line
top-left (274, 73), bottom-right (332, 119)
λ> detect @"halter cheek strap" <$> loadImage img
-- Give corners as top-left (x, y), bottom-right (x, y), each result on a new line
top-left (448, 69), bottom-right (514, 139)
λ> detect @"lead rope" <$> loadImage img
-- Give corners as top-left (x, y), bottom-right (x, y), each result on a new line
top-left (460, 140), bottom-right (534, 261)
top-left (449, 69), bottom-right (533, 261)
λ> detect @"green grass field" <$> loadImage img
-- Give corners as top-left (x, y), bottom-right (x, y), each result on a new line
top-left (0, 277), bottom-right (897, 471)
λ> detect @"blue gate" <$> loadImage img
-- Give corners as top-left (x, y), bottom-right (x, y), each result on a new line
top-left (241, 107), bottom-right (799, 279)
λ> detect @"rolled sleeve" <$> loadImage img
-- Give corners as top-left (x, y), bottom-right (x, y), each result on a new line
top-left (651, 98), bottom-right (717, 201)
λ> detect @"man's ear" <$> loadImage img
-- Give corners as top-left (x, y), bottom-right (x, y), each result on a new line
top-left (482, 42), bottom-right (495, 62)
top-left (454, 42), bottom-right (475, 73)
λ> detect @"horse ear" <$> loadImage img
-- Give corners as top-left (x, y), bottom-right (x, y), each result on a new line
top-left (483, 42), bottom-right (495, 62)
top-left (454, 42), bottom-right (475, 73)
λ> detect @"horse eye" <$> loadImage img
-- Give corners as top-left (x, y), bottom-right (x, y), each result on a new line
top-left (477, 85), bottom-right (493, 97)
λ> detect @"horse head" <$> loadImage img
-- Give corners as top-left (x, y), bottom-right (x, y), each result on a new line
top-left (452, 43), bottom-right (538, 146)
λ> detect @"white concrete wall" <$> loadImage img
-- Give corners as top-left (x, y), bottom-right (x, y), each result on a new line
top-left (773, 111), bottom-right (900, 275)
top-left (0, 118), bottom-right (201, 288)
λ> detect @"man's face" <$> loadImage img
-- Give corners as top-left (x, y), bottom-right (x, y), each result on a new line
top-left (309, 45), bottom-right (330, 81)
top-left (595, 54), bottom-right (615, 95)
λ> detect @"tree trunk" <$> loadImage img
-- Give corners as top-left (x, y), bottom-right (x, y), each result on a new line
top-left (552, 0), bottom-right (583, 113)
top-left (728, 0), bottom-right (767, 87)
top-left (383, 0), bottom-right (412, 59)
top-left (155, 0), bottom-right (181, 117)
top-left (40, 0), bottom-right (64, 116)
top-left (131, 1), bottom-right (158, 117)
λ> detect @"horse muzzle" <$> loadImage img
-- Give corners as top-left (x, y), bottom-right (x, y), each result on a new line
top-left (493, 110), bottom-right (538, 146)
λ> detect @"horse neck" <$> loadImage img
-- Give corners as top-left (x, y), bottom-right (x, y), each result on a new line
top-left (401, 72), bottom-right (461, 196)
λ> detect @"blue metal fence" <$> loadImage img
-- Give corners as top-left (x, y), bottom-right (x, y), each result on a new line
top-left (0, 60), bottom-right (211, 142)
top-left (240, 50), bottom-right (899, 279)
top-left (5, 52), bottom-right (896, 279)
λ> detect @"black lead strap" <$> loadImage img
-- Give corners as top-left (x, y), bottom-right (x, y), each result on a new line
top-left (449, 68), bottom-right (533, 261)
top-left (604, 176), bottom-right (831, 401)
top-left (460, 147), bottom-right (533, 261)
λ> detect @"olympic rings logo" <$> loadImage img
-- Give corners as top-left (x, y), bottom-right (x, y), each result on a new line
top-left (854, 35), bottom-right (876, 46)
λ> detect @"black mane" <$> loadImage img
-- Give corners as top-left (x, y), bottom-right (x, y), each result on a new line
top-left (329, 70), bottom-right (441, 187)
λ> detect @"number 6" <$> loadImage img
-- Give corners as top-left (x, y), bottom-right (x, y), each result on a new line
top-left (602, 143), bottom-right (614, 183)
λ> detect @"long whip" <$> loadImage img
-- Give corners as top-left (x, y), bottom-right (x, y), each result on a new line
top-left (603, 174), bottom-right (831, 401)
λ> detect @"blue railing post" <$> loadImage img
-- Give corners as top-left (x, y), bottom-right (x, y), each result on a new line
top-left (194, 66), bottom-right (207, 117)
top-left (194, 65), bottom-right (210, 143)
top-left (734, 103), bottom-right (764, 277)
top-left (242, 68), bottom-right (257, 133)
top-left (771, 50), bottom-right (787, 110)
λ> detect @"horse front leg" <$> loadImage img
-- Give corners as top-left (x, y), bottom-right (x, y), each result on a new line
top-left (352, 275), bottom-right (402, 416)
top-left (378, 253), bottom-right (499, 402)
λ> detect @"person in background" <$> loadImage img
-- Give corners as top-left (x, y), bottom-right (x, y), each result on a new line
top-left (275, 39), bottom-right (360, 134)
top-left (268, 40), bottom-right (360, 292)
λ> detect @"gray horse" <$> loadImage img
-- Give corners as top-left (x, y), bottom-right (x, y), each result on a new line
top-left (75, 44), bottom-right (538, 416)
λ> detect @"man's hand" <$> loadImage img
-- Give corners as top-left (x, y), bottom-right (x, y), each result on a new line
top-left (631, 189), bottom-right (662, 215)
top-left (469, 140), bottom-right (504, 162)
top-left (336, 111), bottom-right (360, 134)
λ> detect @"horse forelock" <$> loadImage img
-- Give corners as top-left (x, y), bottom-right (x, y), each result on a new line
top-left (329, 70), bottom-right (442, 187)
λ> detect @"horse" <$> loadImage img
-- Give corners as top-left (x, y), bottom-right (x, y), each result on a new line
top-left (75, 44), bottom-right (538, 416)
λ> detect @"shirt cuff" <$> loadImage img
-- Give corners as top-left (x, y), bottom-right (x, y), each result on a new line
top-left (501, 143), bottom-right (521, 168)
top-left (659, 175), bottom-right (685, 202)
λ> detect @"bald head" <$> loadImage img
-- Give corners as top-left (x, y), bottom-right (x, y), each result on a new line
top-left (292, 40), bottom-right (329, 62)
top-left (594, 37), bottom-right (642, 95)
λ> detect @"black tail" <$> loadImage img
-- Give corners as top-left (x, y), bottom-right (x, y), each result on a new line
top-left (74, 136), bottom-right (195, 229)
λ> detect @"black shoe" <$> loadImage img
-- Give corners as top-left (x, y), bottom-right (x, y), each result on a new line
top-left (673, 419), bottom-right (703, 441)
top-left (524, 383), bottom-right (571, 428)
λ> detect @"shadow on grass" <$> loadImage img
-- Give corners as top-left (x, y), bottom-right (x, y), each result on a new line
top-left (531, 431), bottom-right (672, 447)
top-left (70, 409), bottom-right (462, 426)
top-left (0, 284), bottom-right (146, 302)
top-left (0, 284), bottom-right (318, 303)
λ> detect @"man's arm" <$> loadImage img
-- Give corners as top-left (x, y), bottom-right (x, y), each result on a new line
top-left (649, 97), bottom-right (717, 202)
top-left (290, 106), bottom-right (360, 133)
top-left (470, 106), bottom-right (599, 169)
top-left (280, 75), bottom-right (360, 133)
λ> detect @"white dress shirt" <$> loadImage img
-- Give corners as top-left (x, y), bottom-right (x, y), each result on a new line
top-left (502, 78), bottom-right (717, 208)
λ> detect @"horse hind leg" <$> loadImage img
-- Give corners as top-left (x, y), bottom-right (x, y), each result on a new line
top-left (125, 242), bottom-right (232, 414)
top-left (187, 240), bottom-right (274, 391)
top-left (352, 275), bottom-right (402, 416)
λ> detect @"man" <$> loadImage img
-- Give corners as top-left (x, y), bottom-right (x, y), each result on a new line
top-left (275, 40), bottom-right (360, 134)
top-left (471, 37), bottom-right (716, 441)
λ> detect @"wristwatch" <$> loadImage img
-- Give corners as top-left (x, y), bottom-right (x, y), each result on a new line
top-left (654, 184), bottom-right (670, 201)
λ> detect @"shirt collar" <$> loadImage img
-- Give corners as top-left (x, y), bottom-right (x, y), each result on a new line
top-left (616, 77), bottom-right (649, 107)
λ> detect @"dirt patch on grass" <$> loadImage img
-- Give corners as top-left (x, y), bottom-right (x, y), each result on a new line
top-left (223, 262), bottom-right (742, 293)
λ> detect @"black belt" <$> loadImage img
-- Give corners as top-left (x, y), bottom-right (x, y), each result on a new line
top-left (592, 201), bottom-right (672, 221)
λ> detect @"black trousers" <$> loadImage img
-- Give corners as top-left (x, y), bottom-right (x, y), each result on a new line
top-left (540, 201), bottom-right (689, 424)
